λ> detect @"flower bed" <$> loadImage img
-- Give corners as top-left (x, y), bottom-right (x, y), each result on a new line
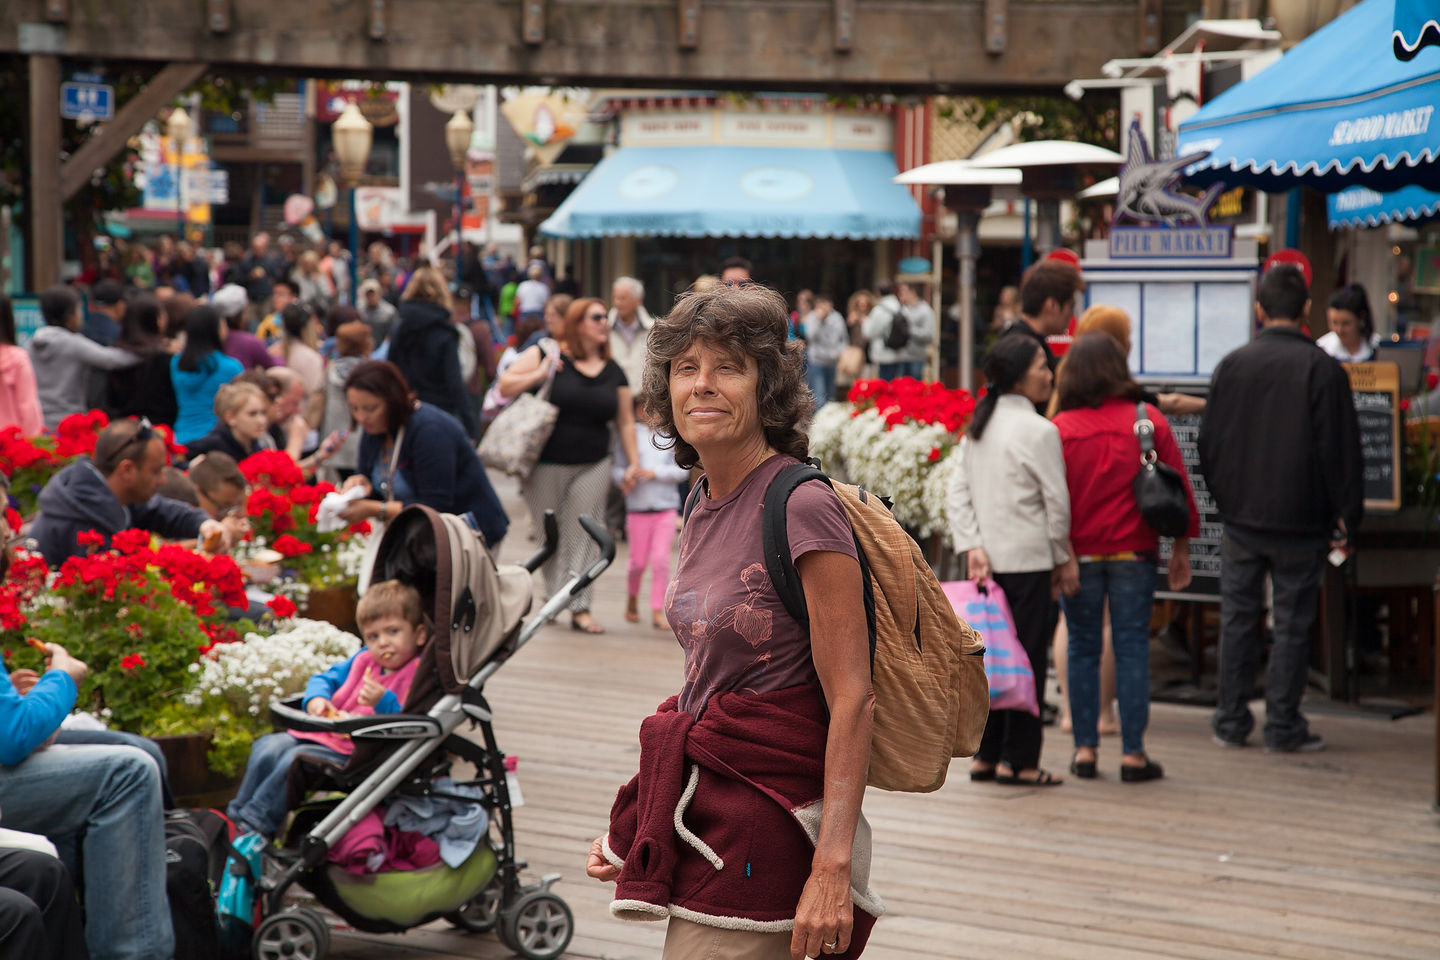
top-left (809, 378), bottom-right (976, 545)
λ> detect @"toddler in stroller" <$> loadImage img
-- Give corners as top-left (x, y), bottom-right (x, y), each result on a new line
top-left (228, 580), bottom-right (429, 839)
top-left (245, 504), bottom-right (613, 960)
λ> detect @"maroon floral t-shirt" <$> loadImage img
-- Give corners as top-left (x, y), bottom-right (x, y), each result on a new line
top-left (667, 455), bottom-right (858, 717)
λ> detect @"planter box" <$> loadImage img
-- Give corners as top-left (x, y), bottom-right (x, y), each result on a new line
top-left (305, 585), bottom-right (359, 633)
top-left (154, 733), bottom-right (241, 809)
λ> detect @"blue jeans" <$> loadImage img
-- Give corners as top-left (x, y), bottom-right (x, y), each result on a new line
top-left (1062, 559), bottom-right (1157, 757)
top-left (0, 744), bottom-right (172, 960)
top-left (805, 362), bottom-right (837, 407)
top-left (54, 730), bottom-right (174, 808)
top-left (228, 733), bottom-right (346, 838)
top-left (877, 360), bottom-right (923, 381)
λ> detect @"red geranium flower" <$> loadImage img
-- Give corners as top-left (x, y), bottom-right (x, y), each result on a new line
top-left (928, 447), bottom-right (942, 462)
top-left (4, 508), bottom-right (20, 533)
top-left (238, 450), bottom-right (304, 489)
top-left (120, 653), bottom-right (146, 670)
top-left (272, 534), bottom-right (312, 557)
top-left (266, 595), bottom-right (298, 618)
top-left (76, 529), bottom-right (105, 548)
top-left (111, 529), bottom-right (151, 554)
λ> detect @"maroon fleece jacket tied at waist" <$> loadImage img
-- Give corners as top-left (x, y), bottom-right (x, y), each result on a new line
top-left (604, 683), bottom-right (881, 954)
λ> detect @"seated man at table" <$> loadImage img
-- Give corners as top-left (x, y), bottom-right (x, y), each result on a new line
top-left (0, 635), bottom-right (173, 960)
top-left (31, 418), bottom-right (246, 567)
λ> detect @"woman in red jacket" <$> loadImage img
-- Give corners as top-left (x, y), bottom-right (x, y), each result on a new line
top-left (1052, 332), bottom-right (1198, 783)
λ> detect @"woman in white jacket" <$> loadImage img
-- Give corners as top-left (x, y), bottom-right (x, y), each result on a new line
top-left (947, 333), bottom-right (1077, 786)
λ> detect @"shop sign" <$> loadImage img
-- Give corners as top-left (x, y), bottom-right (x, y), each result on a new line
top-left (831, 115), bottom-right (893, 150)
top-left (623, 111), bottom-right (714, 145)
top-left (1109, 120), bottom-right (1232, 260)
top-left (719, 112), bottom-right (825, 145)
top-left (354, 186), bottom-right (407, 231)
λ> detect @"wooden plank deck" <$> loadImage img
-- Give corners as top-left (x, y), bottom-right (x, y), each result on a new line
top-left (328, 479), bottom-right (1440, 960)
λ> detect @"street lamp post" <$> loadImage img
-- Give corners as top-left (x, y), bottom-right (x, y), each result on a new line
top-left (166, 107), bottom-right (192, 242)
top-left (332, 103), bottom-right (374, 304)
top-left (445, 109), bottom-right (475, 290)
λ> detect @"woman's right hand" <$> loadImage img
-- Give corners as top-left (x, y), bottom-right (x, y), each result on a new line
top-left (586, 836), bottom-right (620, 882)
top-left (967, 547), bottom-right (991, 582)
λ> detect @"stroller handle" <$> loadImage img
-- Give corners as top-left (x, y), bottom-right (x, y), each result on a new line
top-left (571, 514), bottom-right (616, 596)
top-left (521, 509), bottom-right (560, 574)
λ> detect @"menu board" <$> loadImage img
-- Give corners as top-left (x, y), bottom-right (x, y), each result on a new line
top-left (1084, 275), bottom-right (1253, 380)
top-left (1345, 362), bottom-right (1402, 511)
top-left (1154, 410), bottom-right (1223, 599)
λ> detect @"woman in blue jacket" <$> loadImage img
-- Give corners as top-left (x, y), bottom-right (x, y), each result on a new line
top-left (329, 360), bottom-right (508, 548)
top-left (170, 304), bottom-right (243, 444)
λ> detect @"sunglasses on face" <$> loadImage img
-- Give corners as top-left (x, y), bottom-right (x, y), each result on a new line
top-left (586, 312), bottom-right (608, 323)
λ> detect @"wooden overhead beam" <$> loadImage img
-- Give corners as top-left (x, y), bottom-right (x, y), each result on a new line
top-left (3, 0), bottom-right (1204, 92)
top-left (59, 61), bottom-right (209, 201)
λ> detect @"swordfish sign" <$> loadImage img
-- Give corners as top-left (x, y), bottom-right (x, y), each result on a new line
top-left (1109, 120), bottom-right (1234, 260)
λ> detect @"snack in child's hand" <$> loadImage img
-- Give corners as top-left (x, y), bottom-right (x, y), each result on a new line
top-left (25, 638), bottom-right (48, 654)
top-left (201, 528), bottom-right (223, 553)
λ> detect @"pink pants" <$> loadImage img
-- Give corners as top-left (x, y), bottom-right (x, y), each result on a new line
top-left (625, 508), bottom-right (677, 610)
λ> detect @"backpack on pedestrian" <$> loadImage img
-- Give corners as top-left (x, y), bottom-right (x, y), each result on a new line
top-left (685, 460), bottom-right (989, 792)
top-left (882, 304), bottom-right (911, 351)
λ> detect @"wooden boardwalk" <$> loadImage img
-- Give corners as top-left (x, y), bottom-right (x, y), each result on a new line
top-left (329, 480), bottom-right (1440, 960)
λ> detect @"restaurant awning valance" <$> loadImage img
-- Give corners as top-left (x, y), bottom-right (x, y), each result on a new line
top-left (1177, 0), bottom-right (1440, 192)
top-left (538, 146), bottom-right (921, 240)
top-left (1327, 182), bottom-right (1440, 228)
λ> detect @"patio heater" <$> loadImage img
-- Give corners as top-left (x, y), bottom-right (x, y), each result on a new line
top-left (967, 141), bottom-right (1123, 256)
top-left (332, 103), bottom-right (374, 302)
top-left (895, 162), bottom-right (1021, 392)
top-left (166, 107), bottom-right (192, 242)
top-left (445, 109), bottom-right (475, 290)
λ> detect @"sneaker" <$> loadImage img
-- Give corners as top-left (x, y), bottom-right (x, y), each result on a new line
top-left (1264, 734), bottom-right (1326, 754)
top-left (1211, 734), bottom-right (1247, 749)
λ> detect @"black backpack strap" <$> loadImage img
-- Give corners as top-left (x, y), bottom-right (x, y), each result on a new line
top-left (681, 477), bottom-right (706, 524)
top-left (760, 462), bottom-right (831, 629)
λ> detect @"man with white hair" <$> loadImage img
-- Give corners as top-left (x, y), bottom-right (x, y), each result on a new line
top-left (607, 276), bottom-right (654, 392)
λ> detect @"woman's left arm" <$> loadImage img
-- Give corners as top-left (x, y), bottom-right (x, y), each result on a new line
top-left (791, 549), bottom-right (873, 960)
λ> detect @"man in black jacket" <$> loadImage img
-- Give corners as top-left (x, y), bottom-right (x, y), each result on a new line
top-left (1198, 264), bottom-right (1363, 754)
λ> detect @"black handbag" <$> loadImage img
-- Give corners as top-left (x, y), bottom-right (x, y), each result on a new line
top-left (1132, 402), bottom-right (1190, 538)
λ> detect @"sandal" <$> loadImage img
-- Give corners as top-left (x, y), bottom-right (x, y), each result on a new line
top-left (1069, 752), bottom-right (1097, 779)
top-left (571, 613), bottom-right (605, 634)
top-left (969, 764), bottom-right (998, 782)
top-left (1120, 758), bottom-right (1164, 783)
top-left (996, 769), bottom-right (1062, 787)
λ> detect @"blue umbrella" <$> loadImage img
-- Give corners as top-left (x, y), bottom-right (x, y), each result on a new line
top-left (1327, 182), bottom-right (1440, 227)
top-left (1177, 0), bottom-right (1440, 192)
top-left (1394, 0), bottom-right (1440, 60)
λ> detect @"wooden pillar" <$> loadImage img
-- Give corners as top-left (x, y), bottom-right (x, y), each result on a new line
top-left (28, 55), bottom-right (62, 291)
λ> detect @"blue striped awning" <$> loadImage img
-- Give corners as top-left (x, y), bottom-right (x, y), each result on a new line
top-left (539, 146), bottom-right (921, 240)
top-left (1178, 0), bottom-right (1440, 192)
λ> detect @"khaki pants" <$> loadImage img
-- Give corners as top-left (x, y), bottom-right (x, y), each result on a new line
top-left (661, 917), bottom-right (792, 960)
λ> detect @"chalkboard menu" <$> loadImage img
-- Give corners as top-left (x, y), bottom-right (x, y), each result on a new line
top-left (1155, 411), bottom-right (1223, 600)
top-left (1345, 362), bottom-right (1402, 512)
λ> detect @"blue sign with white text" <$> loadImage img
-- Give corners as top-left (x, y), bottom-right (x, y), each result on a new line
top-left (61, 82), bottom-right (114, 121)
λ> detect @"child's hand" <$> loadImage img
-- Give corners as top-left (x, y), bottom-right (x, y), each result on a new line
top-left (357, 667), bottom-right (384, 708)
top-left (306, 697), bottom-right (337, 717)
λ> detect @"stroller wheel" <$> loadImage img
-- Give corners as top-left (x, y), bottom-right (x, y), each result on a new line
top-left (446, 877), bottom-right (502, 933)
top-left (501, 890), bottom-right (574, 960)
top-left (252, 907), bottom-right (329, 960)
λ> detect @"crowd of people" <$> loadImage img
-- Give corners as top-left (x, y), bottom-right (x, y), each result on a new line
top-left (0, 224), bottom-right (1375, 959)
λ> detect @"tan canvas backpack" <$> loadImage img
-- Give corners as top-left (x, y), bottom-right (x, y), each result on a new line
top-left (690, 460), bottom-right (989, 792)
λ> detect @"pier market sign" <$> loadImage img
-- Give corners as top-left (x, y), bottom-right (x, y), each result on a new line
top-left (1109, 121), bottom-right (1232, 260)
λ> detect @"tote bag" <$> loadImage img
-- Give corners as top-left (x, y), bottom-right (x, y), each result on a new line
top-left (477, 342), bottom-right (559, 480)
top-left (357, 426), bottom-right (404, 595)
top-left (940, 578), bottom-right (1039, 715)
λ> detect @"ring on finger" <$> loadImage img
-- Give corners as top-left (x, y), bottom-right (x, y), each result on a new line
top-left (823, 940), bottom-right (838, 951)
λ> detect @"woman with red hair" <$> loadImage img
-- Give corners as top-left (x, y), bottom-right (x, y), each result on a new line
top-left (497, 297), bottom-right (640, 633)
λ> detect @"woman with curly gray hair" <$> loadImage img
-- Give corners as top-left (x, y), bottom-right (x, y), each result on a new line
top-left (585, 283), bottom-right (882, 960)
